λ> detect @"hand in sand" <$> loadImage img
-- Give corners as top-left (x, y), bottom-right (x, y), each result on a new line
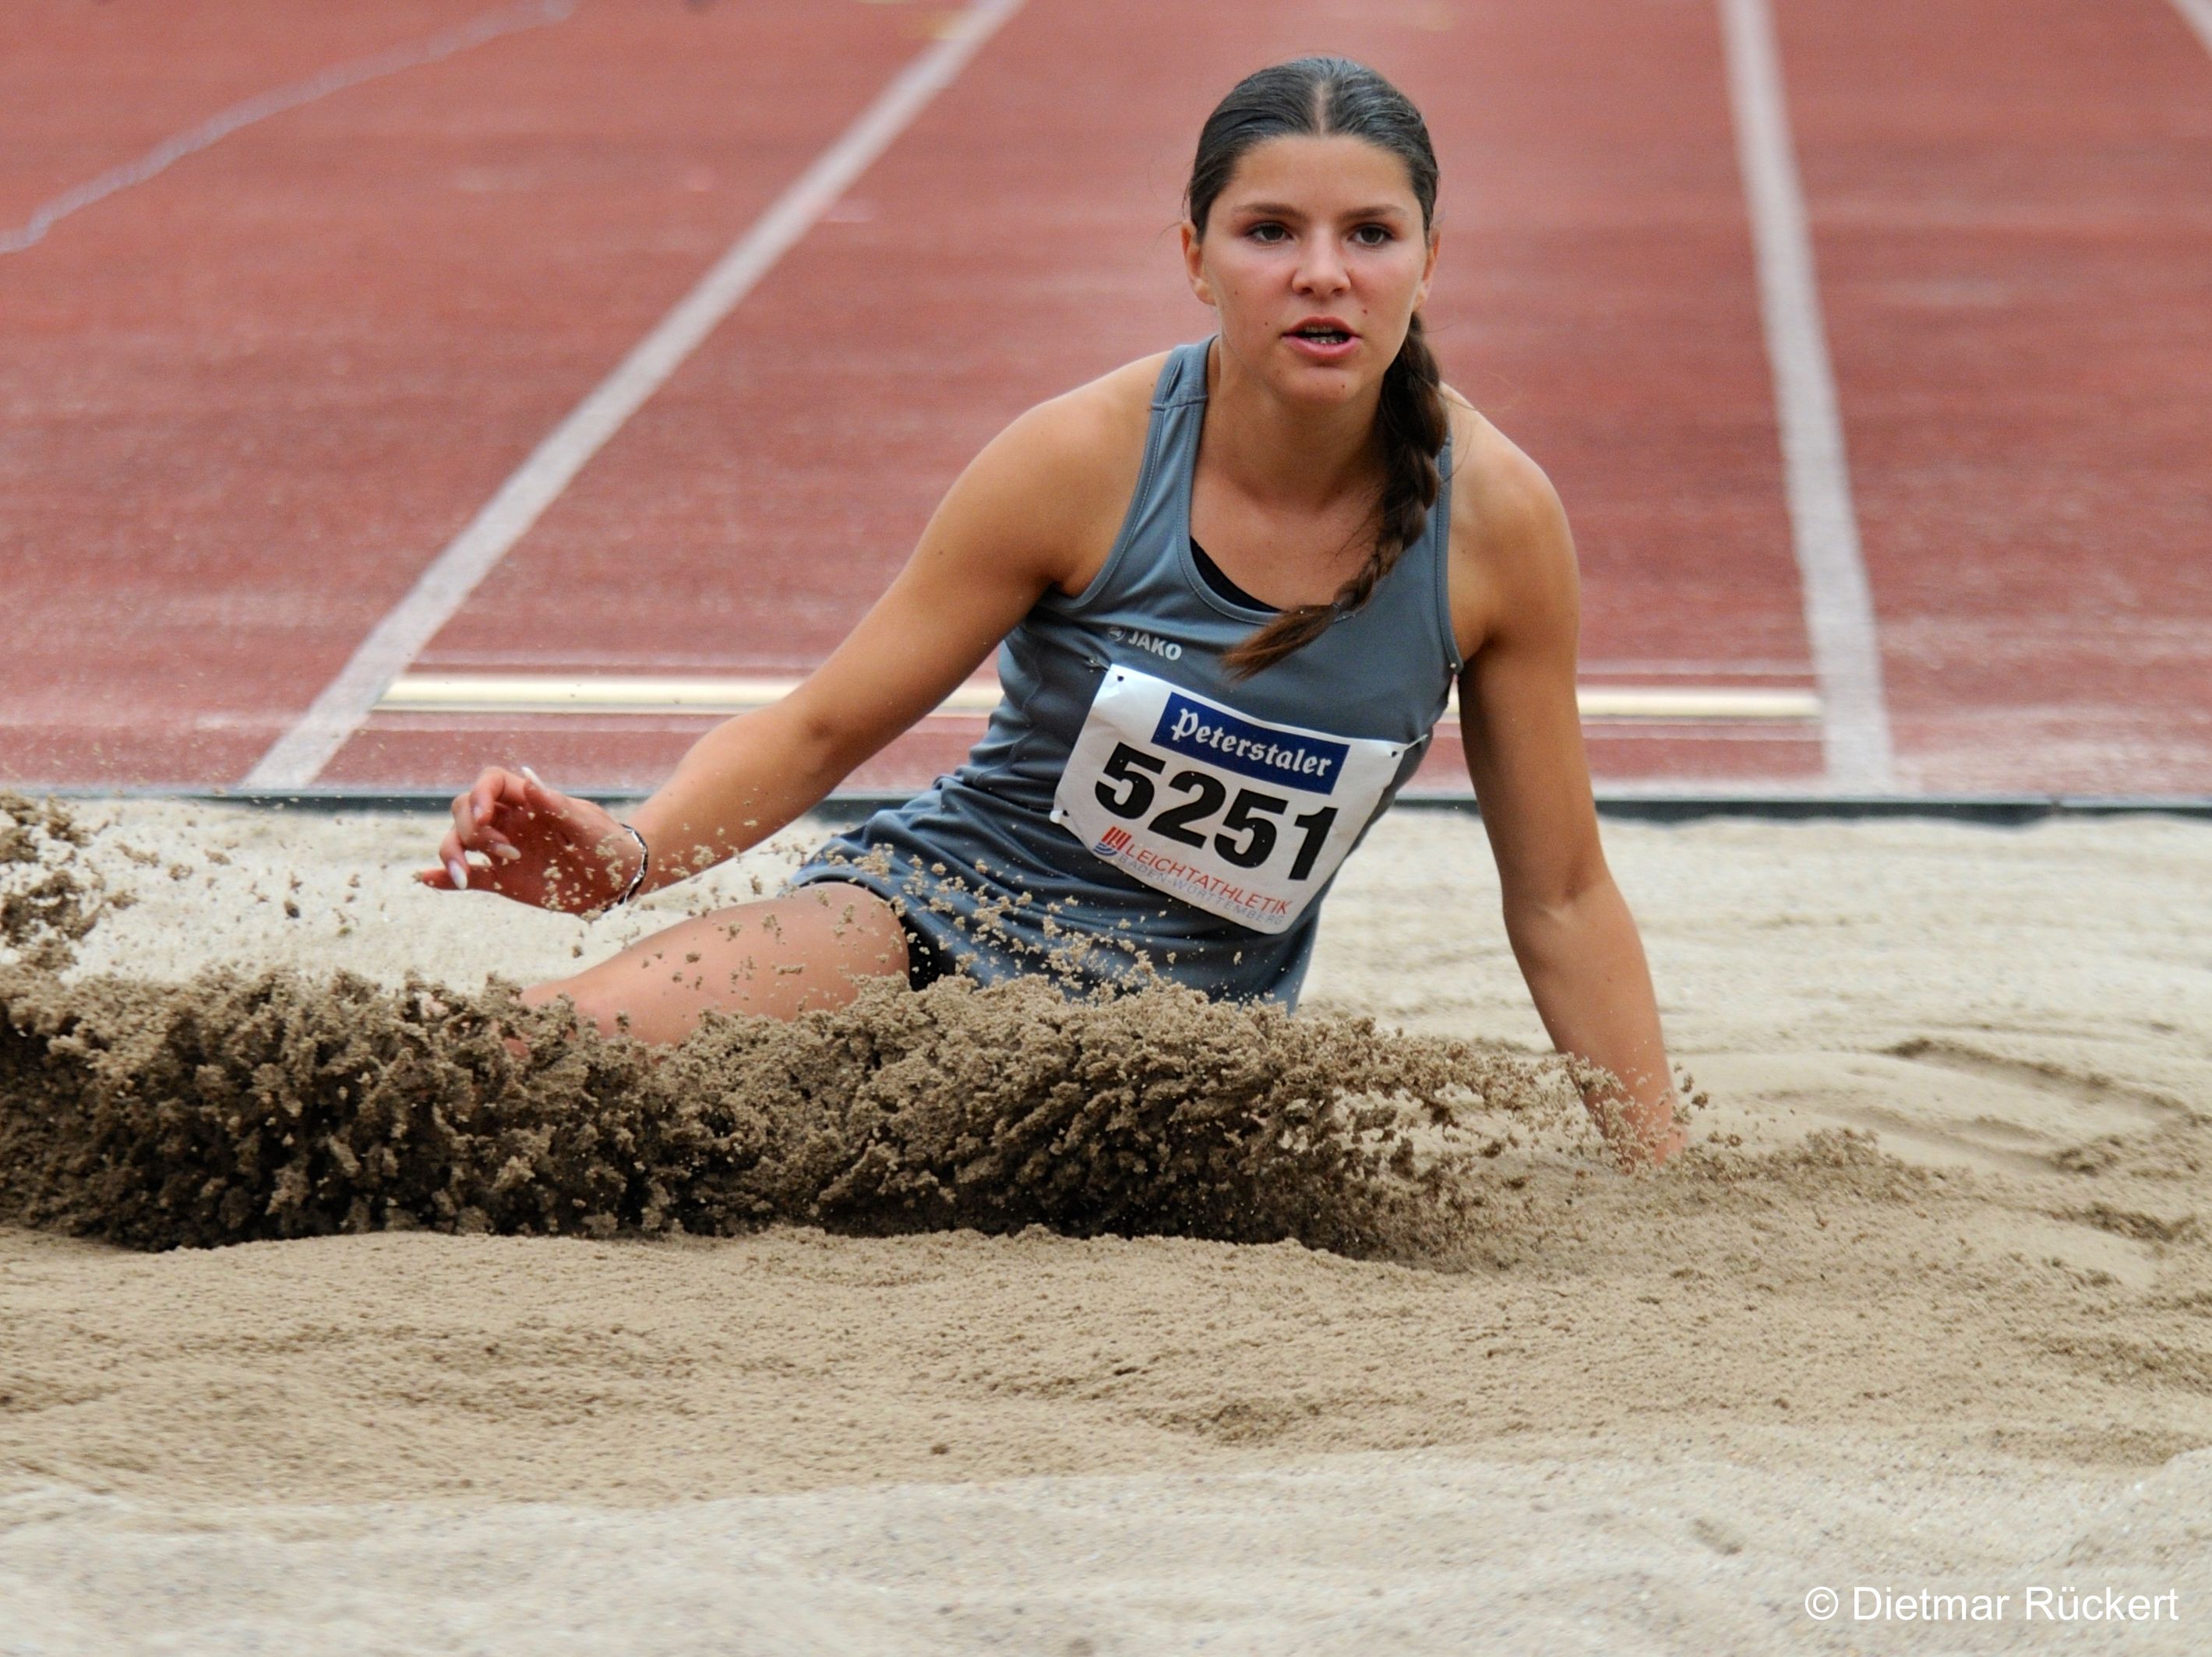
top-left (417, 767), bottom-right (642, 915)
top-left (1589, 1079), bottom-right (1689, 1172)
top-left (1626, 1115), bottom-right (1689, 1171)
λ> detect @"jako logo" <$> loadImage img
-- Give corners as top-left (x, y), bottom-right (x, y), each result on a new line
top-left (1094, 825), bottom-right (1134, 857)
top-left (1106, 626), bottom-right (1182, 661)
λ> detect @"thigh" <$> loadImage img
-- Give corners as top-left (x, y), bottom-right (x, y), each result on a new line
top-left (519, 882), bottom-right (909, 1044)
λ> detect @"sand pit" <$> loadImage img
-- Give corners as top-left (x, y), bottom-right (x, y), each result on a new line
top-left (2, 797), bottom-right (2209, 1652)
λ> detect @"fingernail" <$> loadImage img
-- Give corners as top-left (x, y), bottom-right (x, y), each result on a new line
top-left (447, 857), bottom-right (469, 890)
top-left (494, 844), bottom-right (521, 862)
top-left (520, 766), bottom-right (544, 787)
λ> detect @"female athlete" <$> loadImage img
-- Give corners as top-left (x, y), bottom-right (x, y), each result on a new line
top-left (422, 58), bottom-right (1687, 1166)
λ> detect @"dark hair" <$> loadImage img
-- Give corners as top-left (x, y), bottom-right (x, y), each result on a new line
top-left (1186, 57), bottom-right (1448, 678)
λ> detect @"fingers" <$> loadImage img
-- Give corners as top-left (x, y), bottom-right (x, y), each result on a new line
top-left (450, 777), bottom-right (486, 856)
top-left (509, 767), bottom-right (562, 846)
top-left (429, 763), bottom-right (584, 901)
top-left (417, 841), bottom-right (526, 897)
top-left (470, 770), bottom-right (534, 854)
top-left (418, 831), bottom-right (471, 890)
top-left (425, 824), bottom-right (473, 890)
top-left (449, 767), bottom-right (542, 862)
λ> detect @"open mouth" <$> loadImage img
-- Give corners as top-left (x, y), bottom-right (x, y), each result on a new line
top-left (1289, 326), bottom-right (1353, 345)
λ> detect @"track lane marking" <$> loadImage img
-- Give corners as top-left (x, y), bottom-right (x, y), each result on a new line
top-left (247, 0), bottom-right (1028, 790)
top-left (376, 674), bottom-right (1822, 724)
top-left (1, 0), bottom-right (579, 257)
top-left (2175, 0), bottom-right (2212, 57)
top-left (1718, 0), bottom-right (1896, 792)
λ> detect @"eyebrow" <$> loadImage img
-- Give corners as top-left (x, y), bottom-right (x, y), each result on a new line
top-left (1232, 200), bottom-right (1413, 220)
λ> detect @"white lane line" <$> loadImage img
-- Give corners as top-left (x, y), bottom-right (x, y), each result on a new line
top-left (1718, 0), bottom-right (1896, 793)
top-left (0, 0), bottom-right (579, 256)
top-left (247, 0), bottom-right (1028, 789)
top-left (376, 674), bottom-right (1822, 723)
top-left (2175, 0), bottom-right (2212, 57)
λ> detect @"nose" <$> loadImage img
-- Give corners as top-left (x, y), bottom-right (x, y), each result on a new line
top-left (1293, 231), bottom-right (1350, 298)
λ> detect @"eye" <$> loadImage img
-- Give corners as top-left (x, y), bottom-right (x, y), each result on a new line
top-left (1350, 224), bottom-right (1395, 247)
top-left (1245, 221), bottom-right (1290, 244)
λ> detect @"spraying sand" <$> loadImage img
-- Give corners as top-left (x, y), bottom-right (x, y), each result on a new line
top-left (2, 796), bottom-right (2209, 1653)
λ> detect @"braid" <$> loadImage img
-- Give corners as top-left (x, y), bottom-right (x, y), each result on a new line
top-left (1222, 314), bottom-right (1448, 679)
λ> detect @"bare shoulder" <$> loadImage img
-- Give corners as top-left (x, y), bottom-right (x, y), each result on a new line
top-left (1442, 387), bottom-right (1569, 566)
top-left (1000, 353), bottom-right (1162, 461)
top-left (948, 353), bottom-right (1166, 594)
top-left (1440, 387), bottom-right (1576, 658)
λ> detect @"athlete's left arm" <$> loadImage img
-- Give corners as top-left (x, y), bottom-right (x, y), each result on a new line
top-left (1447, 409), bottom-right (1686, 1166)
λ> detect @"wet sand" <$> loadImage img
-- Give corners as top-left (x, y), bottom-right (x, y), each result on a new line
top-left (3, 800), bottom-right (2210, 1652)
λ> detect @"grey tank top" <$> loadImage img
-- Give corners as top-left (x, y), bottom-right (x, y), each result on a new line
top-left (791, 338), bottom-right (1462, 1007)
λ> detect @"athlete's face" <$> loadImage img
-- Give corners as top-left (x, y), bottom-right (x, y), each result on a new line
top-left (1183, 134), bottom-right (1438, 407)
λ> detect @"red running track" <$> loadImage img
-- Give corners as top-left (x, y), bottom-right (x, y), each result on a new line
top-left (1783, 0), bottom-right (2212, 795)
top-left (0, 0), bottom-right (923, 784)
top-left (3, 0), bottom-right (2208, 796)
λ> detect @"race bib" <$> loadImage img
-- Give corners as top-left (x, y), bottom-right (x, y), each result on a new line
top-left (1050, 665), bottom-right (1406, 934)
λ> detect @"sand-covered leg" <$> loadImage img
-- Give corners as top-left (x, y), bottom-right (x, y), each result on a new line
top-left (519, 881), bottom-right (907, 1042)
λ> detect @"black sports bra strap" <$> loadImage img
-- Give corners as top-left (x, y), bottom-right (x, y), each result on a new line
top-left (1187, 537), bottom-right (1278, 613)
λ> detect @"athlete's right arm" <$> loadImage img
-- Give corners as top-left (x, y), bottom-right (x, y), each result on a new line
top-left (422, 361), bottom-right (1155, 909)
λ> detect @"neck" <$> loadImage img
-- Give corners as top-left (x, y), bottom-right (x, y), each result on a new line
top-left (1201, 337), bottom-right (1382, 508)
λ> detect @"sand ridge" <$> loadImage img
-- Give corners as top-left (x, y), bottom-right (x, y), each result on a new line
top-left (0, 795), bottom-right (1617, 1257)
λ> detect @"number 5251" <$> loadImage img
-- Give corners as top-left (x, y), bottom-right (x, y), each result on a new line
top-left (1094, 742), bottom-right (1337, 880)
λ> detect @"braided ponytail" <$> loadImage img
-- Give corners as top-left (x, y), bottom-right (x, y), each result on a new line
top-left (1220, 314), bottom-right (1446, 678)
top-left (1184, 58), bottom-right (1445, 679)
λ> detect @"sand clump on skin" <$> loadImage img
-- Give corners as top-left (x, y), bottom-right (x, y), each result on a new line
top-left (0, 793), bottom-right (1615, 1259)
